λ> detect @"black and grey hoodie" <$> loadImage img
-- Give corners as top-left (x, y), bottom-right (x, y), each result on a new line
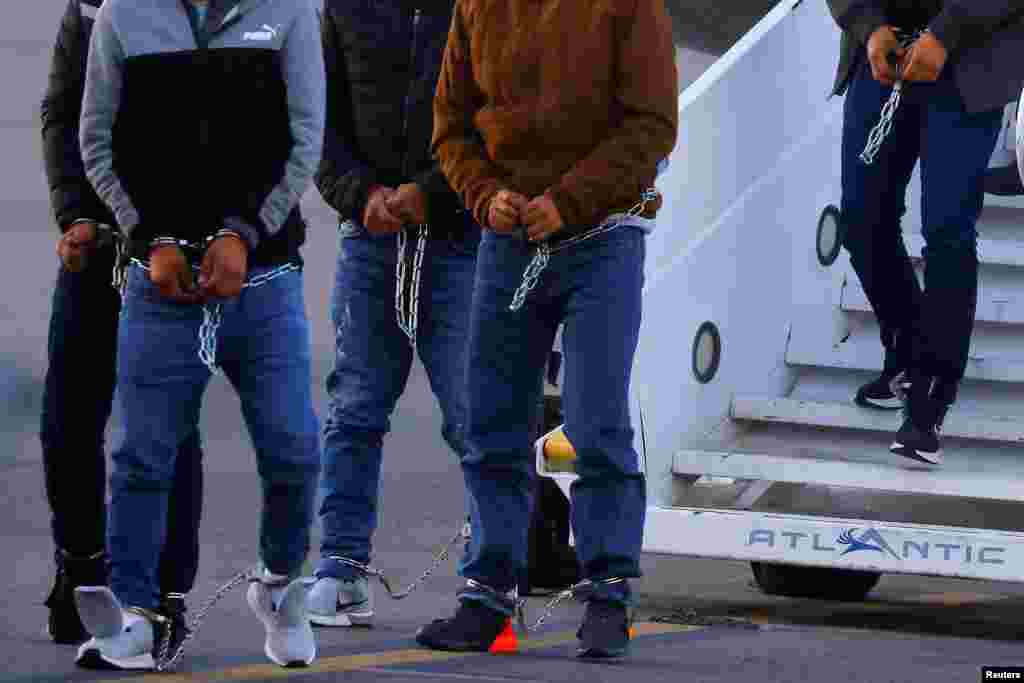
top-left (80, 0), bottom-right (325, 266)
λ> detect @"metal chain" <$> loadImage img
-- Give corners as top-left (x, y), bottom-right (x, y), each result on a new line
top-left (508, 189), bottom-right (660, 312)
top-left (154, 567), bottom-right (254, 672)
top-left (508, 244), bottom-right (550, 312)
top-left (325, 523), bottom-right (464, 601)
top-left (396, 225), bottom-right (429, 347)
top-left (129, 258), bottom-right (300, 375)
top-left (860, 29), bottom-right (924, 165)
top-left (198, 304), bottom-right (224, 374)
top-left (197, 262), bottom-right (301, 374)
top-left (515, 577), bottom-right (627, 637)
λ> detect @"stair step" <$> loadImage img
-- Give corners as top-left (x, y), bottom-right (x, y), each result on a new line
top-left (985, 193), bottom-right (1024, 211)
top-left (731, 395), bottom-right (1024, 445)
top-left (785, 322), bottom-right (1024, 384)
top-left (672, 444), bottom-right (1024, 502)
top-left (841, 276), bottom-right (1024, 326)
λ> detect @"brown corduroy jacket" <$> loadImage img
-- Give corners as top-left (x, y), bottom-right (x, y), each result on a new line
top-left (432, 0), bottom-right (679, 233)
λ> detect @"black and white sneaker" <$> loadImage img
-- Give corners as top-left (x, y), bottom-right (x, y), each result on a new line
top-left (854, 373), bottom-right (903, 410)
top-left (889, 389), bottom-right (947, 466)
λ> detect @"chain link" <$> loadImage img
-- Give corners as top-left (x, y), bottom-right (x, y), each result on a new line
top-left (128, 258), bottom-right (300, 375)
top-left (154, 567), bottom-right (254, 672)
top-left (325, 523), bottom-right (465, 601)
top-left (515, 577), bottom-right (627, 637)
top-left (508, 189), bottom-right (660, 312)
top-left (198, 304), bottom-right (224, 374)
top-left (860, 29), bottom-right (924, 165)
top-left (396, 225), bottom-right (430, 347)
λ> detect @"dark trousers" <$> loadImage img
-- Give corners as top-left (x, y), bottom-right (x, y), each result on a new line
top-left (39, 248), bottom-right (203, 595)
top-left (840, 54), bottom-right (1003, 397)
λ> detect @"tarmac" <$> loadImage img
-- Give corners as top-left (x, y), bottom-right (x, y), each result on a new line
top-left (3, 3), bottom-right (1024, 682)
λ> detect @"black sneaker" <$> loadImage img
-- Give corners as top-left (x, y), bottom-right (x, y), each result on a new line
top-left (577, 600), bottom-right (631, 658)
top-left (415, 598), bottom-right (511, 652)
top-left (155, 594), bottom-right (190, 662)
top-left (854, 373), bottom-right (903, 410)
top-left (889, 385), bottom-right (947, 466)
top-left (45, 550), bottom-right (107, 644)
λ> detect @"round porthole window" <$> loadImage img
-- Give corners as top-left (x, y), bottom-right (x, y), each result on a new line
top-left (692, 321), bottom-right (721, 384)
top-left (816, 204), bottom-right (843, 267)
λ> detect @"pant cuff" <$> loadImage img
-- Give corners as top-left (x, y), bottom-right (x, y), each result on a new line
top-left (315, 555), bottom-right (366, 581)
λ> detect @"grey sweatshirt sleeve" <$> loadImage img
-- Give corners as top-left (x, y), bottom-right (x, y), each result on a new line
top-left (79, 2), bottom-right (140, 235)
top-left (223, 1), bottom-right (325, 251)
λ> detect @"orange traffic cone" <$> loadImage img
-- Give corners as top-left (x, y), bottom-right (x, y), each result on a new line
top-left (488, 620), bottom-right (519, 654)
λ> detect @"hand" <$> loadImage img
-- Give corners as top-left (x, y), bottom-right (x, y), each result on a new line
top-left (57, 221), bottom-right (98, 272)
top-left (866, 26), bottom-right (904, 86)
top-left (901, 31), bottom-right (947, 83)
top-left (198, 234), bottom-right (248, 300)
top-left (362, 186), bottom-right (403, 235)
top-left (150, 244), bottom-right (201, 303)
top-left (385, 183), bottom-right (428, 225)
top-left (523, 195), bottom-right (564, 242)
top-left (487, 189), bottom-right (528, 233)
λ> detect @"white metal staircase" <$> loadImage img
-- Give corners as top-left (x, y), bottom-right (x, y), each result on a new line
top-left (535, 0), bottom-right (1024, 591)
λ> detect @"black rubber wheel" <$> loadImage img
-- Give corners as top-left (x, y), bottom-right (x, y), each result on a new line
top-left (750, 561), bottom-right (881, 602)
top-left (521, 394), bottom-right (581, 595)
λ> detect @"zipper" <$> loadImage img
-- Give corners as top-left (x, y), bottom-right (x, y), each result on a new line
top-left (401, 7), bottom-right (422, 181)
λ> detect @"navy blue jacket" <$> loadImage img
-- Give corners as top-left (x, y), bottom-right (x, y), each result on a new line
top-left (316, 0), bottom-right (474, 237)
top-left (827, 1), bottom-right (1024, 114)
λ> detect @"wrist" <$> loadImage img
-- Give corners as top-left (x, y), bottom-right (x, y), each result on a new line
top-left (207, 228), bottom-right (247, 249)
top-left (148, 236), bottom-right (190, 259)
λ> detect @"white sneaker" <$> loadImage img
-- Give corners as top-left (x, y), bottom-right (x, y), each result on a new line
top-left (247, 568), bottom-right (316, 667)
top-left (73, 586), bottom-right (157, 671)
top-left (307, 576), bottom-right (374, 627)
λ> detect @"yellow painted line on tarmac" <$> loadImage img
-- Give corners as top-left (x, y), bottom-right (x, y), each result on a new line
top-left (96, 622), bottom-right (701, 683)
top-left (902, 591), bottom-right (1011, 607)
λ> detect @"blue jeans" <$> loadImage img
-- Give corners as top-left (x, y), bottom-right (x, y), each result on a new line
top-left (39, 249), bottom-right (203, 595)
top-left (841, 55), bottom-right (1003, 394)
top-left (109, 264), bottom-right (320, 609)
top-left (460, 227), bottom-right (647, 612)
top-left (316, 221), bottom-right (479, 580)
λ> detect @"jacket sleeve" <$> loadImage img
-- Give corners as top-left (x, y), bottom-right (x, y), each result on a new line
top-left (411, 163), bottom-right (460, 225)
top-left (431, 1), bottom-right (510, 229)
top-left (42, 0), bottom-right (115, 233)
top-left (224, 0), bottom-right (325, 250)
top-left (312, 3), bottom-right (379, 225)
top-left (825, 0), bottom-right (888, 46)
top-left (929, 1), bottom-right (1024, 57)
top-left (80, 1), bottom-right (140, 236)
top-left (545, 0), bottom-right (678, 231)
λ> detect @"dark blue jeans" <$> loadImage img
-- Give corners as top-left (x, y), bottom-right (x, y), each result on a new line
top-left (108, 264), bottom-right (320, 609)
top-left (841, 55), bottom-right (1003, 395)
top-left (460, 227), bottom-right (647, 612)
top-left (39, 248), bottom-right (203, 595)
top-left (316, 222), bottom-right (479, 580)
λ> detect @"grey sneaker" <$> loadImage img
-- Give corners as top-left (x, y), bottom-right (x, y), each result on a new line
top-left (247, 568), bottom-right (316, 668)
top-left (73, 587), bottom-right (157, 671)
top-left (307, 576), bottom-right (374, 627)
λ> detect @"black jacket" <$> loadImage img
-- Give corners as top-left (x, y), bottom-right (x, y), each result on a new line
top-left (41, 0), bottom-right (115, 233)
top-left (827, 1), bottom-right (1024, 114)
top-left (316, 0), bottom-right (475, 238)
